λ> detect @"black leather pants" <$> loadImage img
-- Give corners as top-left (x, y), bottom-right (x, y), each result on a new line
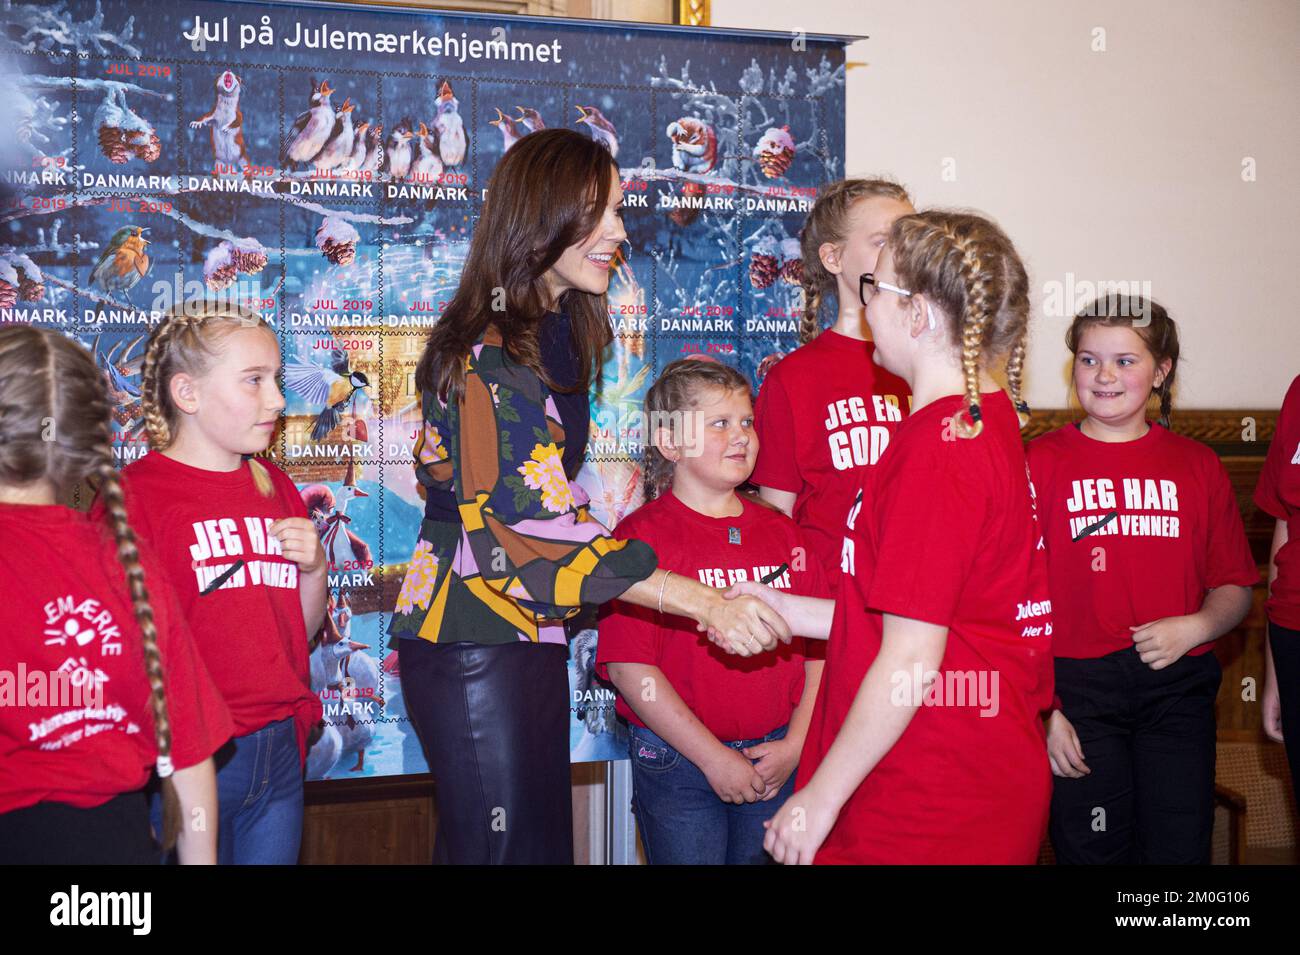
top-left (398, 637), bottom-right (573, 864)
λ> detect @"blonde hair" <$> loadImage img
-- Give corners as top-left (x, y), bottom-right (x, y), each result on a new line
top-left (642, 359), bottom-right (752, 501)
top-left (887, 211), bottom-right (1032, 438)
top-left (141, 301), bottom-right (276, 496)
top-left (798, 178), bottom-right (913, 345)
top-left (0, 325), bottom-right (184, 850)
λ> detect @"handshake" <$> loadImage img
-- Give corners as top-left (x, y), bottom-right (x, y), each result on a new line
top-left (695, 579), bottom-right (796, 657)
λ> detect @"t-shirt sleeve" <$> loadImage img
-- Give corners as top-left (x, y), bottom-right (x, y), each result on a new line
top-left (750, 368), bottom-right (802, 494)
top-left (1205, 456), bottom-right (1261, 589)
top-left (594, 516), bottom-right (662, 680)
top-left (143, 543), bottom-right (235, 770)
top-left (453, 352), bottom-right (657, 617)
top-left (1255, 375), bottom-right (1300, 520)
top-left (865, 450), bottom-right (987, 627)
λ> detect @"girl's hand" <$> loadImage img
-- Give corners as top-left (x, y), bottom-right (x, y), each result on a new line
top-left (703, 746), bottom-right (767, 804)
top-left (743, 735), bottom-right (800, 800)
top-left (270, 517), bottom-right (326, 575)
top-left (1046, 710), bottom-right (1089, 778)
top-left (1130, 614), bottom-right (1207, 669)
top-left (763, 785), bottom-right (838, 865)
top-left (699, 592), bottom-right (791, 657)
top-left (1263, 672), bottom-right (1285, 744)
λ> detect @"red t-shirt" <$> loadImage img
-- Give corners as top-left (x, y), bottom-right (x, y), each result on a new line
top-left (752, 331), bottom-right (911, 590)
top-left (94, 452), bottom-right (322, 763)
top-left (0, 502), bottom-right (233, 813)
top-left (797, 391), bottom-right (1055, 865)
top-left (1028, 422), bottom-right (1259, 659)
top-left (595, 491), bottom-right (830, 742)
top-left (1256, 374), bottom-right (1300, 629)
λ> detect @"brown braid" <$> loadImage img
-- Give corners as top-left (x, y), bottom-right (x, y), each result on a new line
top-left (798, 178), bottom-right (913, 345)
top-left (950, 227), bottom-right (992, 438)
top-left (797, 278), bottom-right (822, 347)
top-left (141, 302), bottom-right (277, 497)
top-left (1005, 336), bottom-right (1030, 427)
top-left (642, 358), bottom-right (752, 500)
top-left (887, 211), bottom-right (1033, 439)
top-left (94, 450), bottom-right (183, 851)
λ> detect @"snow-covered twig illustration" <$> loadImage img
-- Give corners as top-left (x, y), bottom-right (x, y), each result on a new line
top-left (2, 1), bottom-right (141, 57)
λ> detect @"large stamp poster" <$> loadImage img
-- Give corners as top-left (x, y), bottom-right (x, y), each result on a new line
top-left (0, 0), bottom-right (846, 778)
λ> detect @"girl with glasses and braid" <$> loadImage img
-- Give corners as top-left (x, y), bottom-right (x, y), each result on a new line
top-left (722, 211), bottom-right (1055, 863)
top-left (0, 325), bottom-right (230, 864)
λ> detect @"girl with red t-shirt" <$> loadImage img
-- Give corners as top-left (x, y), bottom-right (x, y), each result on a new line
top-left (95, 303), bottom-right (328, 865)
top-left (1259, 374), bottom-right (1300, 798)
top-left (0, 326), bottom-right (231, 864)
top-left (1029, 300), bottom-right (1257, 864)
top-left (726, 212), bottom-right (1054, 864)
top-left (597, 359), bottom-right (829, 864)
top-left (752, 179), bottom-right (913, 587)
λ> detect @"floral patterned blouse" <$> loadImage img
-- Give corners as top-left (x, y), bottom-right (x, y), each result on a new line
top-left (388, 327), bottom-right (657, 645)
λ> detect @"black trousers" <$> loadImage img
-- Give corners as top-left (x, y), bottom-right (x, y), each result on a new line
top-left (0, 789), bottom-right (156, 864)
top-left (1269, 621), bottom-right (1300, 801)
top-left (1049, 646), bottom-right (1221, 864)
top-left (398, 637), bottom-right (573, 865)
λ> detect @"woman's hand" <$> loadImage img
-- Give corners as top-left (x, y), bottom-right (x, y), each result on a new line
top-left (743, 735), bottom-right (801, 800)
top-left (763, 784), bottom-right (839, 865)
top-left (1046, 710), bottom-right (1089, 778)
top-left (270, 517), bottom-right (327, 576)
top-left (702, 580), bottom-right (793, 650)
top-left (1129, 613), bottom-right (1207, 669)
top-left (698, 591), bottom-right (791, 657)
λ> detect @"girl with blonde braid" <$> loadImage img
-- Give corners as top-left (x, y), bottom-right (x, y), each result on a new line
top-left (92, 301), bottom-right (326, 865)
top-left (726, 211), bottom-right (1056, 863)
top-left (751, 179), bottom-right (914, 588)
top-left (0, 326), bottom-right (230, 864)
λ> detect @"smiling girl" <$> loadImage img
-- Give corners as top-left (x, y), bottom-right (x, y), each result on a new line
top-left (1027, 298), bottom-right (1257, 863)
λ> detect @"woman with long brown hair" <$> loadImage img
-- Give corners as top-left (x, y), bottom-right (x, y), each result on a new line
top-left (388, 128), bottom-right (789, 864)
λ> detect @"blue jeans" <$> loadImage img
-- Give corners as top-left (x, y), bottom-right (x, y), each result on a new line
top-left (628, 722), bottom-right (796, 865)
top-left (153, 716), bottom-right (304, 865)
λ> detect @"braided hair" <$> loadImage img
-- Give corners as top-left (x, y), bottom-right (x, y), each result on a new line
top-left (140, 302), bottom-right (276, 496)
top-left (886, 211), bottom-right (1033, 437)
